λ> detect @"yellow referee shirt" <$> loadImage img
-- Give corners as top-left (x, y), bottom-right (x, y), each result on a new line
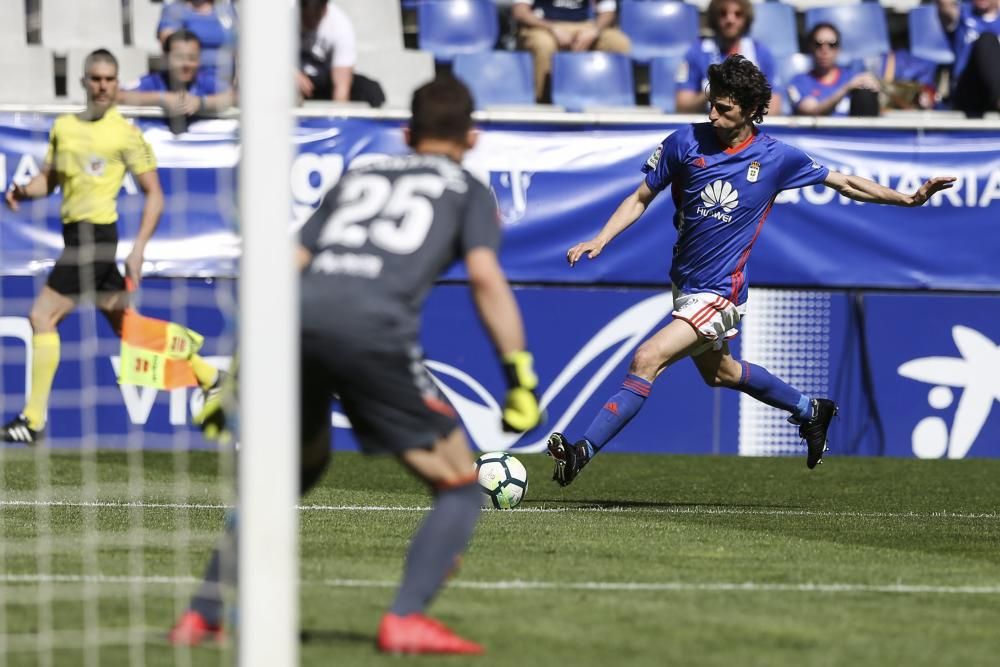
top-left (44, 107), bottom-right (157, 225)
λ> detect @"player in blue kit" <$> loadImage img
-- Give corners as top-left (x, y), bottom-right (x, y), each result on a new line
top-left (547, 55), bottom-right (955, 486)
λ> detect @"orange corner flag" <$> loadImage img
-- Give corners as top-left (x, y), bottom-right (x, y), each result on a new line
top-left (118, 309), bottom-right (205, 389)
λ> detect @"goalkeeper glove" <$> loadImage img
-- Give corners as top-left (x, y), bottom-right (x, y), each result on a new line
top-left (501, 350), bottom-right (543, 432)
top-left (193, 363), bottom-right (238, 445)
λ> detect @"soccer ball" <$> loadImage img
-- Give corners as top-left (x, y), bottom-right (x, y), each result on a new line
top-left (475, 452), bottom-right (528, 510)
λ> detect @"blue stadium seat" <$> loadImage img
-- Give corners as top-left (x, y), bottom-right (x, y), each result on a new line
top-left (908, 5), bottom-right (955, 65)
top-left (649, 56), bottom-right (683, 113)
top-left (804, 5), bottom-right (889, 63)
top-left (620, 1), bottom-right (699, 63)
top-left (551, 52), bottom-right (635, 112)
top-left (417, 0), bottom-right (499, 63)
top-left (777, 52), bottom-right (813, 108)
top-left (750, 2), bottom-right (798, 60)
top-left (453, 51), bottom-right (535, 108)
top-left (776, 52), bottom-right (812, 87)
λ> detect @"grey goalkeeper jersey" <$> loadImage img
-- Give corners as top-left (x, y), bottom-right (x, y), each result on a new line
top-left (299, 153), bottom-right (500, 344)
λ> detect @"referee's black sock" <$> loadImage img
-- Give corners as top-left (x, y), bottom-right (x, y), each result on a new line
top-left (389, 476), bottom-right (481, 616)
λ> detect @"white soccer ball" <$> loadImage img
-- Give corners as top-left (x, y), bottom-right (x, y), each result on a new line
top-left (474, 452), bottom-right (528, 510)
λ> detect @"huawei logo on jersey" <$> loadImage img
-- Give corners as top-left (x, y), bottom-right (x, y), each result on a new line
top-left (697, 180), bottom-right (739, 222)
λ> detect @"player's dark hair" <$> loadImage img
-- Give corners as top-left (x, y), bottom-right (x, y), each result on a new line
top-left (164, 29), bottom-right (202, 53)
top-left (807, 22), bottom-right (840, 47)
top-left (707, 0), bottom-right (754, 35)
top-left (300, 0), bottom-right (329, 9)
top-left (707, 54), bottom-right (771, 124)
top-left (83, 48), bottom-right (118, 77)
top-left (409, 76), bottom-right (474, 146)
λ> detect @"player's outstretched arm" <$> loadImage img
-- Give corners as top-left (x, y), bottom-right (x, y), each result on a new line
top-left (567, 180), bottom-right (658, 266)
top-left (466, 247), bottom-right (542, 432)
top-left (824, 170), bottom-right (956, 207)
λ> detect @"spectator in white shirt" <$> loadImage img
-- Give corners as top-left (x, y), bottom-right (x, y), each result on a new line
top-left (298, 0), bottom-right (356, 102)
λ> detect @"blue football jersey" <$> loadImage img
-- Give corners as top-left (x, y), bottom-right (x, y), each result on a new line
top-left (642, 123), bottom-right (829, 305)
top-left (787, 65), bottom-right (861, 117)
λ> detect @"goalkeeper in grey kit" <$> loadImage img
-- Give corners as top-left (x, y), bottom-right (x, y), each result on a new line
top-left (169, 76), bottom-right (543, 655)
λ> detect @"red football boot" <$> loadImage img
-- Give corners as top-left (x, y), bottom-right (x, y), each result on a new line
top-left (376, 612), bottom-right (484, 655)
top-left (168, 610), bottom-right (224, 646)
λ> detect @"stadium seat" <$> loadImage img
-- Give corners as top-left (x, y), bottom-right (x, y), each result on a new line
top-left (129, 0), bottom-right (163, 54)
top-left (804, 4), bottom-right (889, 64)
top-left (879, 0), bottom-right (922, 13)
top-left (782, 0), bottom-right (856, 11)
top-left (0, 46), bottom-right (56, 103)
top-left (620, 1), bottom-right (699, 64)
top-left (776, 52), bottom-right (812, 89)
top-left (355, 49), bottom-right (435, 109)
top-left (338, 0), bottom-right (405, 54)
top-left (42, 0), bottom-right (125, 50)
top-left (0, 0), bottom-right (27, 47)
top-left (66, 48), bottom-right (149, 103)
top-left (551, 52), bottom-right (635, 112)
top-left (750, 2), bottom-right (798, 60)
top-left (681, 0), bottom-right (711, 12)
top-left (417, 0), bottom-right (499, 63)
top-left (453, 51), bottom-right (535, 108)
top-left (908, 5), bottom-right (955, 65)
top-left (649, 56), bottom-right (683, 113)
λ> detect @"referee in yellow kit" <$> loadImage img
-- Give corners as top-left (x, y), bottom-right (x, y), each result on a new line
top-left (3, 49), bottom-right (219, 443)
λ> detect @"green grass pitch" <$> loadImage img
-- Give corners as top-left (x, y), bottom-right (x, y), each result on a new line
top-left (1, 450), bottom-right (998, 666)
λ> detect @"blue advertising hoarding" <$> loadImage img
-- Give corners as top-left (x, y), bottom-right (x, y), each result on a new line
top-left (3, 276), bottom-right (999, 459)
top-left (1, 115), bottom-right (998, 289)
top-left (1, 113), bottom-right (998, 458)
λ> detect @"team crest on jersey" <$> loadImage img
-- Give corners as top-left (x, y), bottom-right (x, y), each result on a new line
top-left (693, 157), bottom-right (707, 168)
top-left (85, 156), bottom-right (106, 177)
top-left (747, 161), bottom-right (760, 183)
top-left (645, 144), bottom-right (663, 170)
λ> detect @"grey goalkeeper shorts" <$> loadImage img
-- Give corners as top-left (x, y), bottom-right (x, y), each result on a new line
top-left (300, 331), bottom-right (458, 454)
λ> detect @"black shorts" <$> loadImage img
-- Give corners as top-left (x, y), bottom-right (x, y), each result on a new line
top-left (47, 222), bottom-right (126, 297)
top-left (300, 331), bottom-right (458, 455)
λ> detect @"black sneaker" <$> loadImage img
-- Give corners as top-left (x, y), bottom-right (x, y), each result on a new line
top-left (2, 414), bottom-right (41, 445)
top-left (799, 399), bottom-right (838, 469)
top-left (546, 433), bottom-right (591, 487)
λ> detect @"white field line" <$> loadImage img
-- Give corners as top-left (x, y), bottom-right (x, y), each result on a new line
top-left (0, 499), bottom-right (998, 521)
top-left (1, 573), bottom-right (998, 595)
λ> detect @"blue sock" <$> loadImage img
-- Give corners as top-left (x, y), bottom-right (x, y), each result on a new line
top-left (736, 361), bottom-right (812, 419)
top-left (581, 374), bottom-right (652, 453)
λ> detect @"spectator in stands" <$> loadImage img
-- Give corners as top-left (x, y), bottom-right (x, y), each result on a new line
top-left (867, 49), bottom-right (938, 112)
top-left (787, 24), bottom-right (882, 117)
top-left (512, 0), bottom-right (632, 102)
top-left (157, 0), bottom-right (238, 84)
top-left (676, 0), bottom-right (782, 115)
top-left (119, 30), bottom-right (233, 132)
top-left (298, 0), bottom-right (385, 107)
top-left (937, 0), bottom-right (1000, 117)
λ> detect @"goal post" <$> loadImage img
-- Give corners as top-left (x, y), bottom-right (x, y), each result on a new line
top-left (237, 1), bottom-right (299, 665)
